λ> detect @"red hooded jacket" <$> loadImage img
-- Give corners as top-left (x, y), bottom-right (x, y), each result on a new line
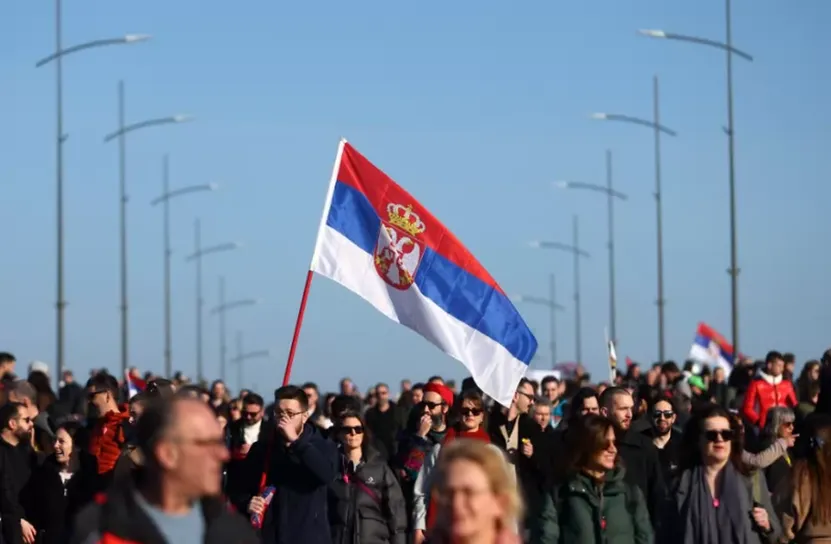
top-left (741, 371), bottom-right (797, 428)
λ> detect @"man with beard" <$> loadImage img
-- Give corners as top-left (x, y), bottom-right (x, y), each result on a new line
top-left (600, 386), bottom-right (665, 529)
top-left (0, 402), bottom-right (36, 544)
top-left (235, 385), bottom-right (337, 544)
top-left (641, 398), bottom-right (682, 484)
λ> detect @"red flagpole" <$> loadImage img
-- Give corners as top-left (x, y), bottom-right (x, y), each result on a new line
top-left (282, 270), bottom-right (315, 386)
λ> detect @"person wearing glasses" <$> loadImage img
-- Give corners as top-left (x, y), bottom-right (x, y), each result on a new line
top-left (233, 385), bottom-right (338, 544)
top-left (413, 390), bottom-right (490, 543)
top-left (328, 410), bottom-right (407, 544)
top-left (666, 403), bottom-right (781, 543)
top-left (228, 393), bottom-right (270, 460)
top-left (642, 398), bottom-right (682, 484)
top-left (0, 402), bottom-right (37, 544)
top-left (759, 406), bottom-right (797, 518)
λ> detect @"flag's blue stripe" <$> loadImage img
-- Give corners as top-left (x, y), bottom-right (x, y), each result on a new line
top-left (693, 334), bottom-right (734, 364)
top-left (326, 181), bottom-right (537, 364)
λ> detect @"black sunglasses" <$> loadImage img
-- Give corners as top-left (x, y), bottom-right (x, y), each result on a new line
top-left (340, 425), bottom-right (364, 435)
top-left (461, 408), bottom-right (483, 417)
top-left (704, 429), bottom-right (734, 442)
top-left (653, 410), bottom-right (674, 420)
top-left (243, 410), bottom-right (260, 418)
top-left (421, 401), bottom-right (444, 410)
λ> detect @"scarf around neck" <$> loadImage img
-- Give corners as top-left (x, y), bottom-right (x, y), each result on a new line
top-left (682, 462), bottom-right (751, 544)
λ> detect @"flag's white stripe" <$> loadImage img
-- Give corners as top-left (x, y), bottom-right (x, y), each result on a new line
top-left (313, 225), bottom-right (527, 406)
top-left (689, 344), bottom-right (732, 374)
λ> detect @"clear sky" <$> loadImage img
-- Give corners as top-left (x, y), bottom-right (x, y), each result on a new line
top-left (3, 1), bottom-right (830, 395)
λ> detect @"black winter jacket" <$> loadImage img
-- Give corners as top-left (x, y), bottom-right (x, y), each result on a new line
top-left (230, 423), bottom-right (339, 544)
top-left (328, 450), bottom-right (407, 544)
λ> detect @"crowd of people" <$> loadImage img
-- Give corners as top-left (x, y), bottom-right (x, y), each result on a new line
top-left (1, 348), bottom-right (831, 543)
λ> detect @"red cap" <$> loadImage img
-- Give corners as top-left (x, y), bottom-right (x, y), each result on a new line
top-left (424, 383), bottom-right (454, 407)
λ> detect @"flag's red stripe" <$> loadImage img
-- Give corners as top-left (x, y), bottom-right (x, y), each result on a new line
top-left (696, 322), bottom-right (734, 356)
top-left (336, 143), bottom-right (503, 293)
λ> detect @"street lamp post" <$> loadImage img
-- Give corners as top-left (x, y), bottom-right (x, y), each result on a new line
top-left (556, 149), bottom-right (628, 343)
top-left (35, 0), bottom-right (149, 382)
top-left (513, 273), bottom-right (566, 364)
top-left (186, 222), bottom-right (239, 383)
top-left (530, 216), bottom-right (590, 365)
top-left (638, 0), bottom-right (753, 360)
top-left (592, 77), bottom-right (677, 364)
top-left (233, 331), bottom-right (270, 393)
top-left (211, 277), bottom-right (259, 382)
top-left (104, 82), bottom-right (191, 375)
top-left (150, 156), bottom-right (216, 378)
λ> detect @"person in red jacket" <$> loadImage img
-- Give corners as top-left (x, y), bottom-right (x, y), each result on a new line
top-left (742, 350), bottom-right (797, 429)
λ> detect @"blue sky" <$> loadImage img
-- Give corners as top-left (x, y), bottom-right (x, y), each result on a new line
top-left (3, 1), bottom-right (829, 395)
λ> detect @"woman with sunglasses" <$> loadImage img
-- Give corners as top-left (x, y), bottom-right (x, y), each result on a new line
top-left (783, 414), bottom-right (831, 542)
top-left (329, 410), bottom-right (407, 544)
top-left (413, 390), bottom-right (492, 542)
top-left (760, 406), bottom-right (797, 518)
top-left (668, 403), bottom-right (781, 543)
top-left (531, 413), bottom-right (652, 544)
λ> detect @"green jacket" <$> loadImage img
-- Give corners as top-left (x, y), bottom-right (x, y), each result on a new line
top-left (529, 466), bottom-right (653, 544)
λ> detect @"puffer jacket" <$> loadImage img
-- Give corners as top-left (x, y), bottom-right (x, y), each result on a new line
top-left (329, 450), bottom-right (407, 544)
top-left (742, 372), bottom-right (797, 428)
top-left (530, 466), bottom-right (653, 544)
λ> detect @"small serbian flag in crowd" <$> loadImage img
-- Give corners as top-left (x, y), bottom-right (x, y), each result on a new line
top-left (309, 140), bottom-right (537, 406)
top-left (125, 372), bottom-right (144, 399)
top-left (688, 322), bottom-right (735, 374)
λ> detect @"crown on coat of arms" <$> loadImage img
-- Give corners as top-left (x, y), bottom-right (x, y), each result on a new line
top-left (387, 203), bottom-right (426, 236)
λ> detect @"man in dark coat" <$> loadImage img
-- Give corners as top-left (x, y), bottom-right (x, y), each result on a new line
top-left (233, 385), bottom-right (338, 544)
top-left (600, 386), bottom-right (666, 529)
top-left (0, 402), bottom-right (37, 544)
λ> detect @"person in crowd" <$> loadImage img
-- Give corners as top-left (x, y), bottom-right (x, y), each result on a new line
top-left (72, 396), bottom-right (257, 544)
top-left (540, 386), bottom-right (600, 484)
top-left (709, 366), bottom-right (730, 408)
top-left (58, 370), bottom-right (86, 417)
top-left (0, 402), bottom-right (37, 544)
top-left (0, 351), bottom-right (17, 384)
top-left (783, 353), bottom-right (797, 382)
top-left (742, 350), bottom-right (798, 430)
top-left (8, 379), bottom-right (51, 452)
top-left (364, 382), bottom-right (400, 461)
top-left (399, 379), bottom-right (412, 399)
top-left (411, 383), bottom-right (425, 405)
top-left (413, 390), bottom-right (490, 542)
top-left (229, 393), bottom-right (270, 458)
top-left (760, 406), bottom-right (796, 516)
top-left (782, 413), bottom-right (831, 542)
top-left (487, 378), bottom-right (545, 528)
top-left (599, 387), bottom-right (665, 528)
top-left (667, 403), bottom-right (781, 543)
top-left (797, 360), bottom-right (821, 402)
top-left (209, 380), bottom-right (230, 411)
top-left (303, 382), bottom-right (333, 430)
top-left (532, 397), bottom-right (555, 433)
top-left (541, 376), bottom-right (564, 427)
top-left (29, 370), bottom-right (64, 430)
top-left (427, 439), bottom-right (522, 544)
top-left (328, 410), bottom-right (407, 544)
top-left (531, 413), bottom-right (652, 544)
top-left (393, 382), bottom-right (451, 530)
top-left (86, 373), bottom-right (130, 482)
top-left (726, 412), bottom-right (793, 470)
top-left (22, 421), bottom-right (98, 544)
top-left (235, 385), bottom-right (338, 544)
top-left (642, 397), bottom-right (682, 484)
top-left (145, 378), bottom-right (177, 399)
top-left (797, 381), bottom-right (820, 424)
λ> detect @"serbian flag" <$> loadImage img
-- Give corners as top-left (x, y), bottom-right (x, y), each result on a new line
top-left (125, 373), bottom-right (145, 399)
top-left (688, 322), bottom-right (735, 374)
top-left (309, 140), bottom-right (537, 405)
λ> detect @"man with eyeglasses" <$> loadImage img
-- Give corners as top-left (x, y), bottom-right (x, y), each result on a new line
top-left (73, 396), bottom-right (257, 544)
top-left (642, 398), bottom-right (682, 483)
top-left (0, 402), bottom-right (36, 544)
top-left (86, 373), bottom-right (131, 482)
top-left (232, 385), bottom-right (337, 544)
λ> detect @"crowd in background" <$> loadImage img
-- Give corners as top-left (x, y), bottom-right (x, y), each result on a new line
top-left (1, 349), bottom-right (831, 543)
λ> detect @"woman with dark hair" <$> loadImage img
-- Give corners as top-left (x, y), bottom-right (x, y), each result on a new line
top-left (27, 370), bottom-right (66, 452)
top-left (22, 421), bottom-right (98, 544)
top-left (797, 360), bottom-right (822, 403)
top-left (783, 413), bottom-right (831, 541)
top-left (531, 413), bottom-right (652, 543)
top-left (669, 404), bottom-right (781, 543)
top-left (329, 410), bottom-right (407, 544)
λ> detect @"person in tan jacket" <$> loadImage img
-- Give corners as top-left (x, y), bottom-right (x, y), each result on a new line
top-left (782, 415), bottom-right (831, 543)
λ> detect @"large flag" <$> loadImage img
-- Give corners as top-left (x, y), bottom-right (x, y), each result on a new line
top-left (309, 140), bottom-right (537, 405)
top-left (688, 322), bottom-right (735, 374)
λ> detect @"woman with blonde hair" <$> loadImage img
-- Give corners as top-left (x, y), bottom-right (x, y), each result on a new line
top-left (427, 438), bottom-right (522, 544)
top-left (783, 414), bottom-right (831, 542)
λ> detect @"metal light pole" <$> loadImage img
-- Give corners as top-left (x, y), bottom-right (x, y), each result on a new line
top-left (35, 0), bottom-right (149, 382)
top-left (513, 273), bottom-right (566, 364)
top-left (211, 277), bottom-right (258, 382)
top-left (104, 84), bottom-right (191, 375)
top-left (529, 216), bottom-right (590, 365)
top-left (233, 331), bottom-right (270, 393)
top-left (639, 0), bottom-right (753, 359)
top-left (556, 149), bottom-right (628, 343)
top-left (592, 78), bottom-right (677, 363)
top-left (186, 223), bottom-right (239, 383)
top-left (150, 157), bottom-right (216, 378)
